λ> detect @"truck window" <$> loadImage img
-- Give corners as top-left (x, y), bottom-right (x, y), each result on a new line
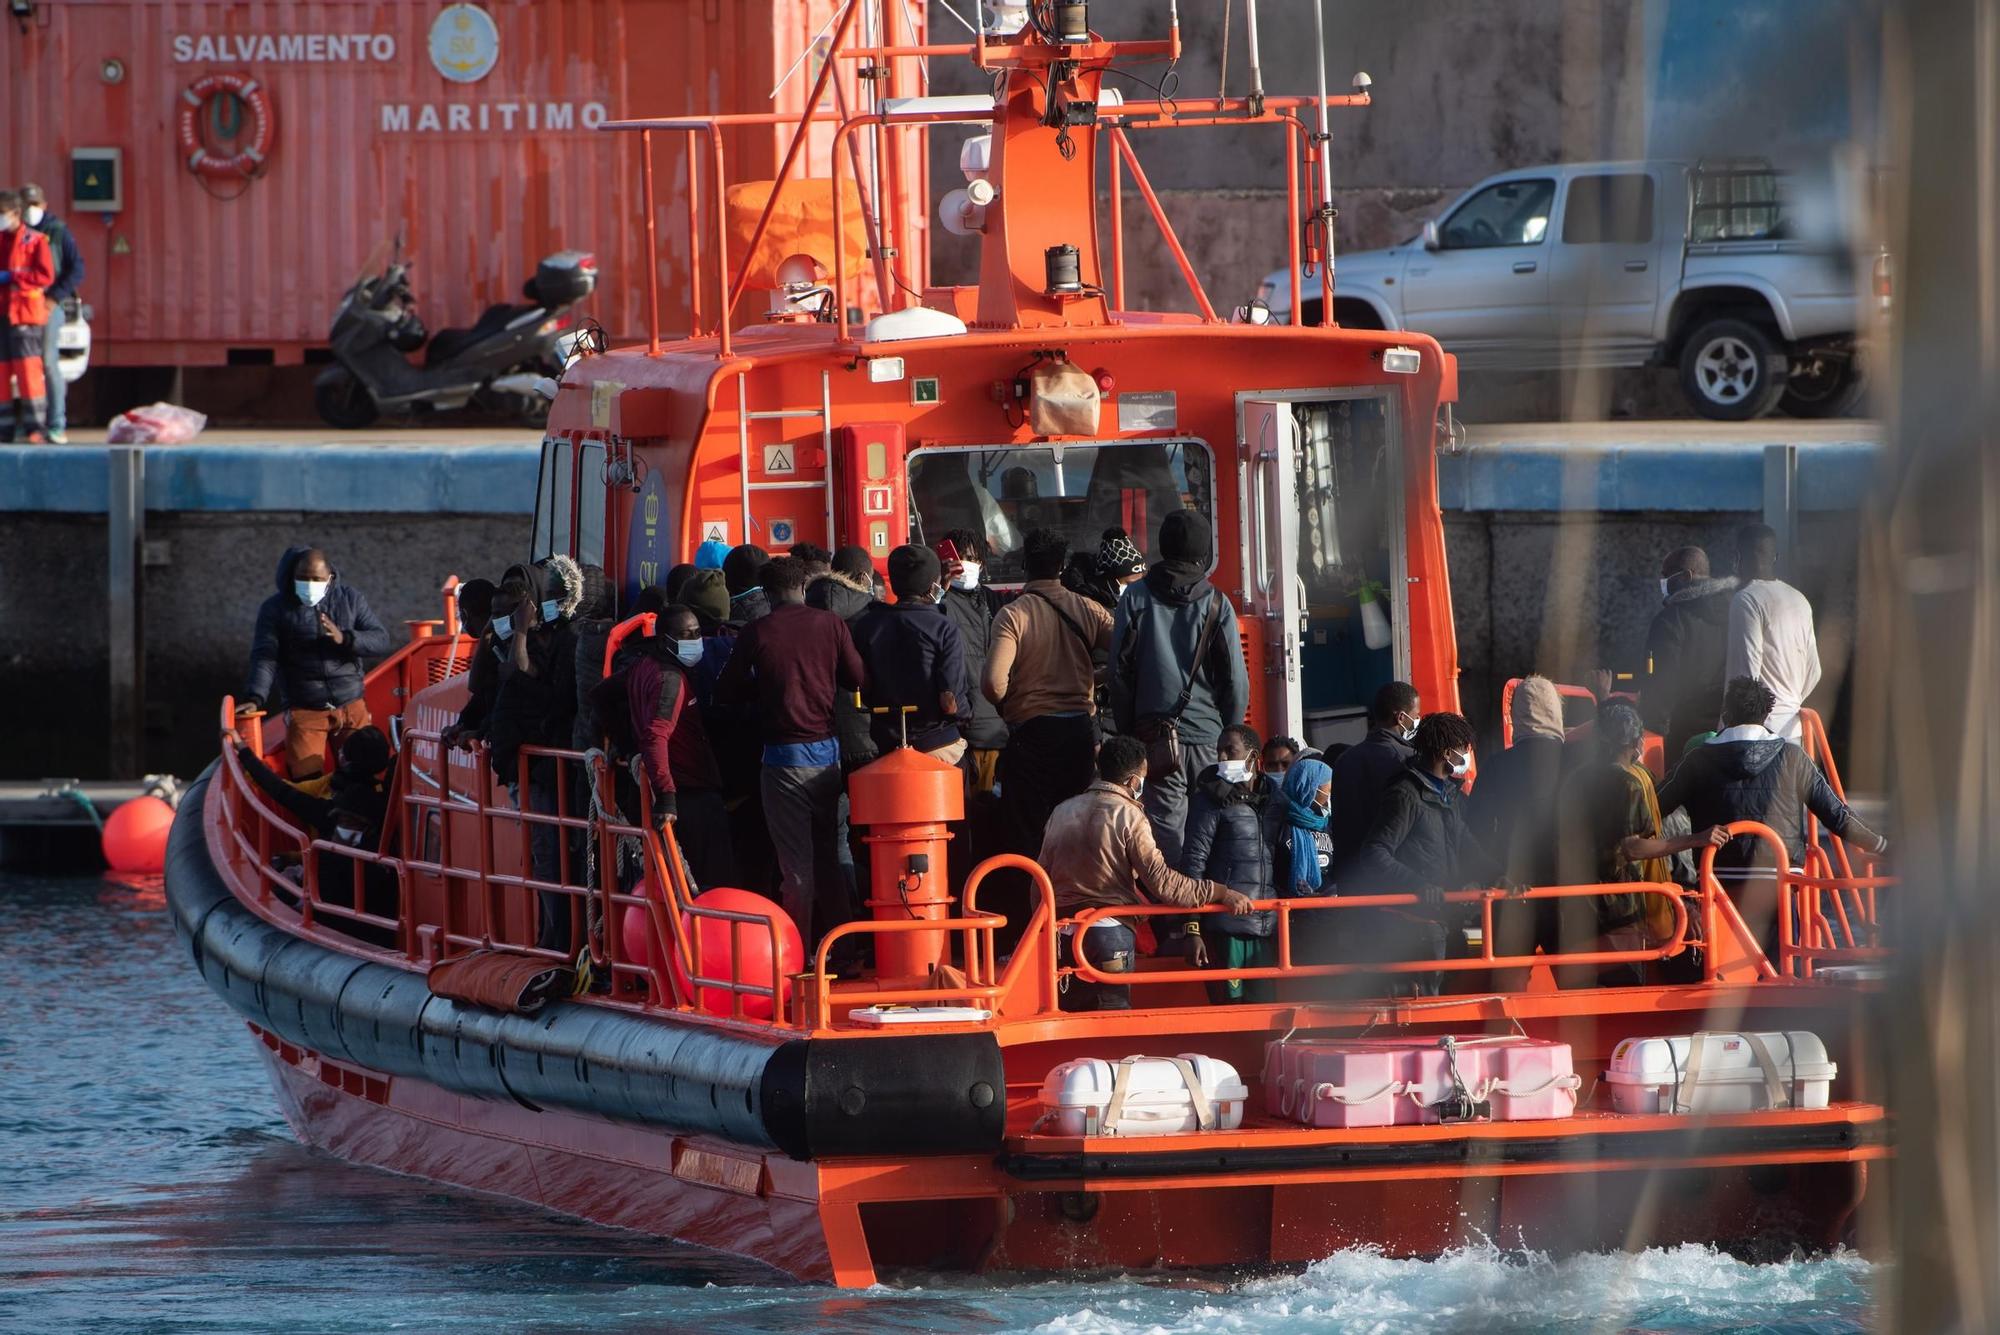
top-left (1441, 178), bottom-right (1555, 248)
top-left (906, 439), bottom-right (1214, 585)
top-left (1690, 163), bottom-right (1783, 242)
top-left (531, 436), bottom-right (574, 561)
top-left (1562, 173), bottom-right (1656, 244)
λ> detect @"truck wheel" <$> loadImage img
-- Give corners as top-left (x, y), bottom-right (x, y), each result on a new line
top-left (1779, 350), bottom-right (1866, 418)
top-left (1679, 317), bottom-right (1787, 420)
top-left (313, 369), bottom-right (380, 430)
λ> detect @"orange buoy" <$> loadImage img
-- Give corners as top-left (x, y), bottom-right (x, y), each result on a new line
top-left (621, 885), bottom-right (803, 1019)
top-left (103, 795), bottom-right (176, 873)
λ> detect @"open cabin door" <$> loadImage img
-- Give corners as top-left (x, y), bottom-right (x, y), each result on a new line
top-left (1241, 392), bottom-right (1408, 751)
top-left (1244, 400), bottom-right (1307, 742)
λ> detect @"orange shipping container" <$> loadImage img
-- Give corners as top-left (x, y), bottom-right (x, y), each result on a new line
top-left (4, 0), bottom-right (925, 366)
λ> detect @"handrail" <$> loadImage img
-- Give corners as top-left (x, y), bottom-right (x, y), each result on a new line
top-left (597, 31), bottom-right (1368, 349)
top-left (214, 685), bottom-right (800, 1026)
top-left (806, 853), bottom-right (1060, 1026)
top-left (1696, 819), bottom-right (1895, 980)
top-left (1065, 883), bottom-right (1692, 988)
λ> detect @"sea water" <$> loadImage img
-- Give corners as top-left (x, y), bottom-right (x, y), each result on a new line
top-left (0, 872), bottom-right (1877, 1334)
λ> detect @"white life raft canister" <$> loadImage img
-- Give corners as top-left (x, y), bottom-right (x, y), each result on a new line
top-left (1605, 1030), bottom-right (1836, 1115)
top-left (1036, 1054), bottom-right (1247, 1137)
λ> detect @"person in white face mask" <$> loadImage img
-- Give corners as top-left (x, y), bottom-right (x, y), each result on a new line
top-left (1347, 711), bottom-right (1508, 995)
top-left (0, 188), bottom-right (55, 443)
top-left (935, 529), bottom-right (1010, 884)
top-left (239, 545), bottom-right (392, 779)
top-left (1179, 723), bottom-right (1285, 1003)
top-left (1326, 680), bottom-right (1421, 882)
top-left (20, 184), bottom-right (83, 443)
top-left (598, 603), bottom-right (737, 892)
top-left (848, 545), bottom-right (974, 765)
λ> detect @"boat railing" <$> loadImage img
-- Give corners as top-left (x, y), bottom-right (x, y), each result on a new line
top-left (799, 853), bottom-right (1062, 1026)
top-left (1063, 883), bottom-right (1709, 993)
top-left (216, 698), bottom-right (417, 953)
top-left (1698, 820), bottom-right (1896, 981)
top-left (597, 3), bottom-right (1367, 353)
top-left (1497, 676), bottom-right (1661, 775)
top-left (215, 694), bottom-right (803, 1027)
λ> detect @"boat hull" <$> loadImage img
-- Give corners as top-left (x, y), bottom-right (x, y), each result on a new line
top-left (248, 1023), bottom-right (857, 1282)
top-left (246, 1018), bottom-right (1879, 1284)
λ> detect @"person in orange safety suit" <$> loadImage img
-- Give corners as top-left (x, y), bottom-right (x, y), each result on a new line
top-left (0, 190), bottom-right (55, 443)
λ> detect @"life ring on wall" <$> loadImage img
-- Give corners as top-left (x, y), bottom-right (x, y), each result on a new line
top-left (176, 72), bottom-right (276, 178)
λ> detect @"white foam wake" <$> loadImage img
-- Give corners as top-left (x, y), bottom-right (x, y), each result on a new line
top-left (1018, 1244), bottom-right (1875, 1335)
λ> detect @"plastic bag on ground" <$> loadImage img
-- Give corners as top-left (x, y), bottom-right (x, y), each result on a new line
top-left (107, 402), bottom-right (207, 444)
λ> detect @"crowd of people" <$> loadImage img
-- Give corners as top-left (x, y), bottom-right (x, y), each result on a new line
top-left (236, 518), bottom-right (1884, 1004)
top-left (0, 184), bottom-right (83, 443)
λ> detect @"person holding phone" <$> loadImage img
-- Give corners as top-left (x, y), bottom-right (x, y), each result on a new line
top-left (239, 545), bottom-right (394, 780)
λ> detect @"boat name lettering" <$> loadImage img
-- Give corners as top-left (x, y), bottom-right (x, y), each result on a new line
top-left (378, 102), bottom-right (611, 135)
top-left (173, 33), bottom-right (397, 64)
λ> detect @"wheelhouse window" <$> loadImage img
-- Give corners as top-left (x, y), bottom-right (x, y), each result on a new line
top-left (576, 439), bottom-right (607, 568)
top-left (531, 436), bottom-right (574, 562)
top-left (907, 439), bottom-right (1214, 584)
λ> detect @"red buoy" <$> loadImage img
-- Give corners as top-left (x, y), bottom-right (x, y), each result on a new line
top-left (103, 795), bottom-right (175, 873)
top-left (621, 885), bottom-right (802, 1020)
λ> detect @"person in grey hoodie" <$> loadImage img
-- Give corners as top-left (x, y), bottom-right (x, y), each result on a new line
top-left (1109, 509), bottom-right (1249, 863)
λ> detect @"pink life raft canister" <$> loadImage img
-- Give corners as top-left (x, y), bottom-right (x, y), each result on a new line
top-left (1266, 1035), bottom-right (1581, 1128)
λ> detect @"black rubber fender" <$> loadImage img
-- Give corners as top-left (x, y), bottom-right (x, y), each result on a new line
top-left (761, 1031), bottom-right (1006, 1160)
top-left (166, 768), bottom-right (1007, 1160)
top-left (167, 769), bottom-right (794, 1148)
top-left (417, 994), bottom-right (525, 1105)
top-left (266, 935), bottom-right (371, 1066)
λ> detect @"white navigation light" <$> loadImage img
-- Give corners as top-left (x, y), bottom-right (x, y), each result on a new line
top-left (1381, 346), bottom-right (1422, 374)
top-left (867, 357), bottom-right (908, 384)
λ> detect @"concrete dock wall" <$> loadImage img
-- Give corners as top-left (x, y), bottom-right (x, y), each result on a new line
top-left (0, 429), bottom-right (1875, 778)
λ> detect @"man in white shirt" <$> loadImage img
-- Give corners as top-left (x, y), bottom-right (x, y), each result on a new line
top-left (1723, 524), bottom-right (1821, 740)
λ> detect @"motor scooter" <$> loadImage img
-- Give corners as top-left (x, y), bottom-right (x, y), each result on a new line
top-left (314, 249), bottom-right (596, 429)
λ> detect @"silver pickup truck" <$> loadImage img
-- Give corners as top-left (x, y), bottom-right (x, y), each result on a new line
top-left (1257, 160), bottom-right (1884, 419)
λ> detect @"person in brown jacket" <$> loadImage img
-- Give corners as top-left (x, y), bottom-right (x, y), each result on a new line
top-left (984, 528), bottom-right (1113, 859)
top-left (1040, 735), bottom-right (1253, 1011)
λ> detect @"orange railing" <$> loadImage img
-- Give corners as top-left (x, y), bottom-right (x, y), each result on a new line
top-left (210, 629), bottom-right (1893, 1033)
top-left (805, 853), bottom-right (1060, 1025)
top-left (1066, 883), bottom-right (1698, 992)
top-left (1700, 819), bottom-right (1895, 981)
top-left (1498, 676), bottom-right (1661, 777)
top-left (215, 688), bottom-right (803, 1027)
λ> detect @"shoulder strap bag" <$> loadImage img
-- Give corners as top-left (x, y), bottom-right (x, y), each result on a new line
top-left (1134, 591), bottom-right (1224, 781)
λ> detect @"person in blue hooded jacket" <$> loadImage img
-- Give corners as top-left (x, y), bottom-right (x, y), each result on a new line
top-left (239, 545), bottom-right (392, 779)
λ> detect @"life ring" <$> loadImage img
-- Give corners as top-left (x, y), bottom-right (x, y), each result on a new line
top-left (176, 72), bottom-right (275, 178)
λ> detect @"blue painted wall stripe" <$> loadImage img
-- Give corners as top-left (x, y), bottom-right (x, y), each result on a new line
top-left (0, 445), bottom-right (540, 515)
top-left (0, 438), bottom-right (1878, 516)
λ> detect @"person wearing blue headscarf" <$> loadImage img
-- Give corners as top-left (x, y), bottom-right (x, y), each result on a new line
top-left (694, 539), bottom-right (731, 570)
top-left (1280, 757), bottom-right (1334, 896)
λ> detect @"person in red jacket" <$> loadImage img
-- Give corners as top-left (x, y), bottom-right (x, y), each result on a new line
top-left (623, 605), bottom-right (738, 892)
top-left (0, 191), bottom-right (55, 443)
